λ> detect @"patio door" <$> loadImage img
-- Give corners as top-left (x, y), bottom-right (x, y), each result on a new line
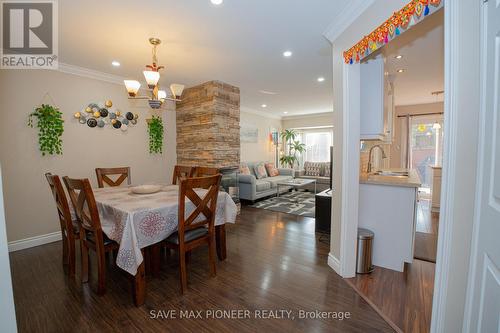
top-left (408, 114), bottom-right (444, 192)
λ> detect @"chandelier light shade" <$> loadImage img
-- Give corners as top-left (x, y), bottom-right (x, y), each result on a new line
top-left (170, 84), bottom-right (185, 99)
top-left (157, 90), bottom-right (167, 101)
top-left (143, 71), bottom-right (160, 89)
top-left (124, 37), bottom-right (184, 109)
top-left (124, 80), bottom-right (141, 97)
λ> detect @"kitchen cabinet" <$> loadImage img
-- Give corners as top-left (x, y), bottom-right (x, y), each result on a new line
top-left (360, 55), bottom-right (394, 142)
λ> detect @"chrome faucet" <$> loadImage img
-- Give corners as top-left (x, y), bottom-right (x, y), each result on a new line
top-left (367, 145), bottom-right (387, 173)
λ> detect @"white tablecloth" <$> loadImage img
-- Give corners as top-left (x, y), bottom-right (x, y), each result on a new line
top-left (92, 185), bottom-right (237, 275)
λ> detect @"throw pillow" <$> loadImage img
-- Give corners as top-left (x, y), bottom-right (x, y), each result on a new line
top-left (305, 162), bottom-right (322, 176)
top-left (265, 163), bottom-right (279, 177)
top-left (254, 162), bottom-right (268, 179)
top-left (240, 164), bottom-right (251, 175)
top-left (324, 163), bottom-right (331, 177)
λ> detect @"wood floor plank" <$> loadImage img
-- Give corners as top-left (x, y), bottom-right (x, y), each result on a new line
top-left (10, 206), bottom-right (393, 333)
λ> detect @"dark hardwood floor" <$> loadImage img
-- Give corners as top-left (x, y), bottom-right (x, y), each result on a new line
top-left (347, 199), bottom-right (437, 333)
top-left (10, 207), bottom-right (393, 333)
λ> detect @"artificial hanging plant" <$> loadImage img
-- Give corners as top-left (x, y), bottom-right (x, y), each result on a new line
top-left (28, 104), bottom-right (64, 156)
top-left (148, 116), bottom-right (164, 154)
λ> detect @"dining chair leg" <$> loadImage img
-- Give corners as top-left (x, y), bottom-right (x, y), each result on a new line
top-left (62, 234), bottom-right (68, 267)
top-left (178, 250), bottom-right (188, 294)
top-left (67, 239), bottom-right (76, 278)
top-left (208, 236), bottom-right (217, 277)
top-left (96, 248), bottom-right (107, 295)
top-left (81, 241), bottom-right (89, 283)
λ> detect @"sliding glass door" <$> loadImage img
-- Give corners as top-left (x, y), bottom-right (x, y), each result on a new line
top-left (408, 115), bottom-right (444, 190)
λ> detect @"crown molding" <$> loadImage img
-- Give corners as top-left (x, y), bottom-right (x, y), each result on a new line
top-left (57, 62), bottom-right (125, 85)
top-left (323, 0), bottom-right (375, 43)
top-left (240, 106), bottom-right (282, 120)
top-left (282, 111), bottom-right (334, 120)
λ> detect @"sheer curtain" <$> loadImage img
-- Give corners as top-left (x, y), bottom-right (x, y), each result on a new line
top-left (295, 128), bottom-right (333, 168)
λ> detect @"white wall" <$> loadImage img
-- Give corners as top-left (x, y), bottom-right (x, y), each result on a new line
top-left (240, 110), bottom-right (281, 163)
top-left (0, 166), bottom-right (17, 332)
top-left (0, 69), bottom-right (176, 243)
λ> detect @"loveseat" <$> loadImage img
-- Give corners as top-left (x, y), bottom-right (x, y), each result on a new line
top-left (296, 161), bottom-right (331, 192)
top-left (238, 162), bottom-right (294, 202)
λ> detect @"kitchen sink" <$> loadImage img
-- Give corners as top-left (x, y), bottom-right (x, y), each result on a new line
top-left (371, 170), bottom-right (409, 178)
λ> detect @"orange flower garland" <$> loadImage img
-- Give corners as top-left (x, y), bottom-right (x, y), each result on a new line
top-left (343, 0), bottom-right (443, 64)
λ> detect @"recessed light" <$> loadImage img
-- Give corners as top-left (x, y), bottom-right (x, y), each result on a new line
top-left (283, 51), bottom-right (292, 57)
top-left (283, 112), bottom-right (288, 115)
top-left (317, 77), bottom-right (325, 82)
top-left (211, 0), bottom-right (223, 5)
top-left (395, 55), bottom-right (403, 59)
top-left (397, 69), bottom-right (405, 73)
top-left (261, 104), bottom-right (267, 108)
top-left (111, 61), bottom-right (120, 67)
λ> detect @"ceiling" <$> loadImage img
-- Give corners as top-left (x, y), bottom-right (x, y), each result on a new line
top-left (58, 0), bottom-right (349, 117)
top-left (382, 9), bottom-right (444, 106)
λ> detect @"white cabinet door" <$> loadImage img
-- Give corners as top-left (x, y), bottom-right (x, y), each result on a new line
top-left (463, 1), bottom-right (500, 331)
top-left (360, 56), bottom-right (385, 140)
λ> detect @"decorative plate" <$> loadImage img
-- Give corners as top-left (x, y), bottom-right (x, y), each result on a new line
top-left (130, 185), bottom-right (162, 194)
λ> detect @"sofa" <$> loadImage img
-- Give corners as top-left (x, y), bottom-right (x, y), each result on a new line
top-left (238, 162), bottom-right (294, 202)
top-left (296, 161), bottom-right (331, 192)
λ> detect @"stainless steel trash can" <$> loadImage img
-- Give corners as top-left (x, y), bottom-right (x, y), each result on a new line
top-left (356, 228), bottom-right (374, 274)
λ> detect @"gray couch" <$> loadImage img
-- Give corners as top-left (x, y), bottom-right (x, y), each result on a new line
top-left (238, 162), bottom-right (294, 201)
top-left (296, 162), bottom-right (331, 192)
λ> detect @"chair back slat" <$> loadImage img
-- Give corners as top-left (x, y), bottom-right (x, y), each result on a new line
top-left (178, 175), bottom-right (221, 241)
top-left (192, 167), bottom-right (220, 178)
top-left (172, 165), bottom-right (195, 185)
top-left (45, 173), bottom-right (73, 235)
top-left (95, 167), bottom-right (131, 188)
top-left (63, 176), bottom-right (102, 233)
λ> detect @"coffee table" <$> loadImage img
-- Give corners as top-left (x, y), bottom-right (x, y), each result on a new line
top-left (276, 178), bottom-right (317, 198)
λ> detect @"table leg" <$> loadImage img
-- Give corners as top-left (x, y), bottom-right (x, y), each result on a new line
top-left (215, 224), bottom-right (227, 261)
top-left (133, 260), bottom-right (146, 306)
top-left (277, 184), bottom-right (280, 198)
top-left (315, 182), bottom-right (317, 194)
top-left (151, 244), bottom-right (161, 278)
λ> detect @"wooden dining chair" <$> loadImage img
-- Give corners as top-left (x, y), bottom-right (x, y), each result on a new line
top-left (63, 176), bottom-right (119, 295)
top-left (192, 166), bottom-right (220, 177)
top-left (172, 165), bottom-right (195, 185)
top-left (95, 167), bottom-right (131, 188)
top-left (165, 174), bottom-right (222, 294)
top-left (45, 173), bottom-right (80, 277)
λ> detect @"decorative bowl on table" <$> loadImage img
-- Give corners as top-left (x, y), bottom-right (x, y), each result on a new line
top-left (130, 185), bottom-right (162, 194)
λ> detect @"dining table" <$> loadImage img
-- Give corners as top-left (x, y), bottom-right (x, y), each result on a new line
top-left (92, 184), bottom-right (238, 306)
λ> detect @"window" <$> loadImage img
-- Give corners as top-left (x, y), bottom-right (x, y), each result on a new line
top-left (295, 129), bottom-right (333, 166)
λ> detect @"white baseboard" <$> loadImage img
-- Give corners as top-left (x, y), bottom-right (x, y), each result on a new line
top-left (328, 252), bottom-right (342, 275)
top-left (8, 231), bottom-right (61, 252)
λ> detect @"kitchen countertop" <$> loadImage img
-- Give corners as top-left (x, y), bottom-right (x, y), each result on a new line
top-left (359, 168), bottom-right (421, 188)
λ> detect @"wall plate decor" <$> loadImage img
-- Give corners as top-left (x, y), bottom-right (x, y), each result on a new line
top-left (75, 100), bottom-right (138, 131)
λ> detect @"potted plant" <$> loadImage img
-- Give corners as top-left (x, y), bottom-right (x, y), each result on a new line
top-left (279, 129), bottom-right (306, 169)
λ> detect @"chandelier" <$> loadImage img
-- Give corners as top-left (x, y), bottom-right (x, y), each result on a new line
top-left (123, 38), bottom-right (184, 109)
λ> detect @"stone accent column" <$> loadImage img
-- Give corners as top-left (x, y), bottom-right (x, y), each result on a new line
top-left (176, 81), bottom-right (240, 168)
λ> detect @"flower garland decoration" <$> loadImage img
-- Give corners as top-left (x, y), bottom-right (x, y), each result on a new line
top-left (343, 0), bottom-right (443, 64)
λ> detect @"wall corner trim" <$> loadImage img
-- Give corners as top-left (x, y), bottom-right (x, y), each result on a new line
top-left (323, 0), bottom-right (376, 43)
top-left (8, 231), bottom-right (61, 252)
top-left (328, 252), bottom-right (342, 275)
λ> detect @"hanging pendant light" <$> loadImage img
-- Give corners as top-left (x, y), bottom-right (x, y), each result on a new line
top-left (123, 38), bottom-right (184, 109)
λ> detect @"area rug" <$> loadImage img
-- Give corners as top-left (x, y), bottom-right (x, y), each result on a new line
top-left (250, 191), bottom-right (315, 217)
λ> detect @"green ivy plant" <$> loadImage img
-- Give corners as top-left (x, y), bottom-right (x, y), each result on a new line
top-left (148, 116), bottom-right (164, 154)
top-left (28, 104), bottom-right (64, 156)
